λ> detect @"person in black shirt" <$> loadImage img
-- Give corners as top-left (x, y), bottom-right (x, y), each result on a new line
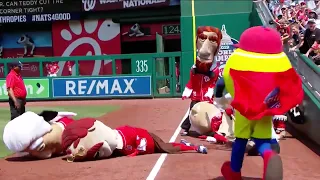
top-left (299, 19), bottom-right (320, 56)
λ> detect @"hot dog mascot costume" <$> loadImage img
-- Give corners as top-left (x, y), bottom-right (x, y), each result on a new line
top-left (61, 118), bottom-right (208, 162)
top-left (3, 111), bottom-right (75, 159)
top-left (220, 26), bottom-right (303, 180)
top-left (181, 26), bottom-right (222, 135)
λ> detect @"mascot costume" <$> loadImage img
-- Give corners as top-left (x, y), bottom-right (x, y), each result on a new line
top-left (61, 118), bottom-right (208, 162)
top-left (3, 111), bottom-right (76, 159)
top-left (218, 26), bottom-right (303, 180)
top-left (181, 26), bottom-right (222, 135)
top-left (188, 95), bottom-right (235, 144)
top-left (189, 95), bottom-right (281, 156)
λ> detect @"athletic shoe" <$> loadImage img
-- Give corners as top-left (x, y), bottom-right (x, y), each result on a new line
top-left (197, 145), bottom-right (208, 154)
top-left (180, 131), bottom-right (189, 136)
top-left (180, 139), bottom-right (193, 146)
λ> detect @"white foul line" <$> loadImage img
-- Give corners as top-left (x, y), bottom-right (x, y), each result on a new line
top-left (146, 108), bottom-right (190, 180)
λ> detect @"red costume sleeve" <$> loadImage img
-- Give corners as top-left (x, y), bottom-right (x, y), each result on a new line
top-left (230, 68), bottom-right (303, 120)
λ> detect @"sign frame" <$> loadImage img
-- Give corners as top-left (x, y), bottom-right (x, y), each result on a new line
top-left (51, 76), bottom-right (152, 98)
top-left (0, 78), bottom-right (50, 99)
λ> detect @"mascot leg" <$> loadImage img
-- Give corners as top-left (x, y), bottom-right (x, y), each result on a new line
top-left (221, 138), bottom-right (247, 180)
top-left (181, 101), bottom-right (199, 135)
top-left (149, 133), bottom-right (207, 154)
top-left (254, 139), bottom-right (283, 180)
top-left (247, 139), bottom-right (280, 156)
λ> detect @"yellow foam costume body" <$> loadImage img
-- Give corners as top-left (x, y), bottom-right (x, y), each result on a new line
top-left (220, 26), bottom-right (303, 180)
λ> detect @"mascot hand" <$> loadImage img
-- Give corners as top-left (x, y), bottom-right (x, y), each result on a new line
top-left (204, 88), bottom-right (214, 98)
top-left (206, 136), bottom-right (217, 143)
top-left (225, 108), bottom-right (235, 120)
top-left (182, 87), bottom-right (192, 99)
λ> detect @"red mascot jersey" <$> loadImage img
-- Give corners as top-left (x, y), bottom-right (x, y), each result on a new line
top-left (185, 67), bottom-right (219, 102)
top-left (116, 126), bottom-right (155, 155)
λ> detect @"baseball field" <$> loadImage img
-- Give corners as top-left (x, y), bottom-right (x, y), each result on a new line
top-left (0, 99), bottom-right (319, 180)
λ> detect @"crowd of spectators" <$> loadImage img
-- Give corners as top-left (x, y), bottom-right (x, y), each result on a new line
top-left (268, 0), bottom-right (320, 67)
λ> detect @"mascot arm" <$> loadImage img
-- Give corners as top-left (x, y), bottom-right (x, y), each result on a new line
top-left (136, 136), bottom-right (147, 152)
top-left (205, 71), bottom-right (218, 98)
top-left (198, 135), bottom-right (217, 143)
top-left (128, 135), bottom-right (147, 157)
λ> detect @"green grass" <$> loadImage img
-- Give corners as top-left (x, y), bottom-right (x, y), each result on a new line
top-left (0, 105), bottom-right (120, 158)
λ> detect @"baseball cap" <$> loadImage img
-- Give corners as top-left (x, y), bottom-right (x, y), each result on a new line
top-left (11, 60), bottom-right (22, 68)
top-left (233, 26), bottom-right (282, 54)
top-left (308, 19), bottom-right (316, 24)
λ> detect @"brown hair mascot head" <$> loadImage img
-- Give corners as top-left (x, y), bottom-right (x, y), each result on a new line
top-left (196, 26), bottom-right (222, 73)
top-left (3, 111), bottom-right (76, 159)
top-left (189, 101), bottom-right (234, 140)
top-left (61, 118), bottom-right (121, 162)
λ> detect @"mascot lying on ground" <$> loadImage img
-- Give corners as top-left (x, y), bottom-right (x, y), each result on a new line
top-left (3, 111), bottom-right (76, 159)
top-left (220, 26), bottom-right (303, 180)
top-left (61, 118), bottom-right (208, 162)
top-left (181, 26), bottom-right (222, 135)
top-left (188, 94), bottom-right (235, 144)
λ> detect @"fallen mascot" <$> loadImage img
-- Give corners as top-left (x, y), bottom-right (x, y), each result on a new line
top-left (2, 111), bottom-right (208, 161)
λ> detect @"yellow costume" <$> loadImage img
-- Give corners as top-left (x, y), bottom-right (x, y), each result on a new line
top-left (220, 26), bottom-right (303, 180)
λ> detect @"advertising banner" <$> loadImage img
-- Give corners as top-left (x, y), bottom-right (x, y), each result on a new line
top-left (0, 78), bottom-right (50, 99)
top-left (52, 76), bottom-right (152, 98)
top-left (216, 24), bottom-right (239, 77)
top-left (82, 0), bottom-right (180, 12)
top-left (51, 19), bottom-right (121, 76)
top-left (0, 0), bottom-right (81, 23)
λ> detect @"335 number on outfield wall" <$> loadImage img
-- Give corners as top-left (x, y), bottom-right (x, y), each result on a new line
top-left (136, 60), bottom-right (148, 73)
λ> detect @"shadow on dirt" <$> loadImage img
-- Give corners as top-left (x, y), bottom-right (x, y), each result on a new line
top-left (211, 176), bottom-right (261, 180)
top-left (5, 155), bottom-right (42, 162)
top-left (5, 154), bottom-right (63, 162)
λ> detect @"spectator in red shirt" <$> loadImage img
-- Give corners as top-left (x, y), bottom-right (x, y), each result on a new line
top-left (6, 60), bottom-right (27, 120)
top-left (47, 61), bottom-right (60, 77)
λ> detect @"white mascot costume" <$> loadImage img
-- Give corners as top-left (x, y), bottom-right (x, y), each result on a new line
top-left (189, 93), bottom-right (235, 144)
top-left (3, 111), bottom-right (76, 159)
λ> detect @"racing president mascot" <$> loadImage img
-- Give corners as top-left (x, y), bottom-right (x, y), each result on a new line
top-left (188, 94), bottom-right (235, 144)
top-left (3, 111), bottom-right (76, 159)
top-left (61, 118), bottom-right (208, 162)
top-left (220, 26), bottom-right (303, 180)
top-left (181, 26), bottom-right (222, 135)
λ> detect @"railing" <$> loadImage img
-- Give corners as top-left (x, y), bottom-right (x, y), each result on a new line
top-left (254, 1), bottom-right (320, 101)
top-left (254, 0), bottom-right (276, 28)
top-left (0, 52), bottom-right (182, 100)
top-left (0, 52), bottom-right (181, 77)
top-left (284, 47), bottom-right (320, 100)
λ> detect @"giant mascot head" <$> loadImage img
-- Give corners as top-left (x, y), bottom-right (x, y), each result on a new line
top-left (189, 95), bottom-right (234, 140)
top-left (3, 111), bottom-right (76, 159)
top-left (61, 118), bottom-right (122, 162)
top-left (195, 26), bottom-right (222, 73)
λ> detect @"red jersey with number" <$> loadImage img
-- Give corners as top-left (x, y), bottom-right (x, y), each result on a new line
top-left (115, 126), bottom-right (155, 155)
top-left (6, 70), bottom-right (27, 99)
top-left (185, 67), bottom-right (219, 102)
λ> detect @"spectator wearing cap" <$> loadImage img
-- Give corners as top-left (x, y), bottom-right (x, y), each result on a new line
top-left (6, 60), bottom-right (27, 120)
top-left (299, 18), bottom-right (320, 56)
